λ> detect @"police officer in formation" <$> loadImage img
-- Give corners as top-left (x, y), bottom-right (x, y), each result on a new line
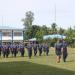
top-left (33, 42), bottom-right (37, 56)
top-left (44, 43), bottom-right (49, 56)
top-left (27, 42), bottom-right (32, 59)
top-left (19, 42), bottom-right (25, 57)
top-left (42, 43), bottom-right (46, 55)
top-left (12, 43), bottom-right (18, 57)
top-left (2, 43), bottom-right (10, 58)
top-left (38, 43), bottom-right (43, 56)
top-left (9, 43), bottom-right (14, 57)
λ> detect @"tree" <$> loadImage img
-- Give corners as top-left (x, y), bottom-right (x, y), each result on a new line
top-left (51, 23), bottom-right (57, 34)
top-left (35, 29), bottom-right (44, 42)
top-left (22, 11), bottom-right (34, 29)
top-left (58, 27), bottom-right (65, 35)
top-left (41, 25), bottom-right (49, 35)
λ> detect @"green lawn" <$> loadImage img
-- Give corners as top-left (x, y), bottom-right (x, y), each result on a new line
top-left (0, 47), bottom-right (75, 75)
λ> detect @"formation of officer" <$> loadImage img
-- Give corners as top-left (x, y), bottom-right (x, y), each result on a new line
top-left (0, 39), bottom-right (68, 63)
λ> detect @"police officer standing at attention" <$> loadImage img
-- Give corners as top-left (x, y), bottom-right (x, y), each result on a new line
top-left (42, 43), bottom-right (46, 55)
top-left (9, 43), bottom-right (14, 57)
top-left (62, 40), bottom-right (68, 62)
top-left (2, 43), bottom-right (7, 58)
top-left (27, 42), bottom-right (32, 59)
top-left (33, 42), bottom-right (37, 56)
top-left (55, 39), bottom-right (63, 63)
top-left (19, 42), bottom-right (25, 57)
top-left (5, 43), bottom-right (10, 58)
top-left (44, 43), bottom-right (49, 56)
top-left (12, 43), bottom-right (18, 57)
top-left (38, 43), bottom-right (42, 56)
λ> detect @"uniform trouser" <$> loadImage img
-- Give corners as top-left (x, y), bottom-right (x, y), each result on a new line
top-left (39, 49), bottom-right (42, 56)
top-left (34, 49), bottom-right (37, 56)
top-left (11, 50), bottom-right (14, 56)
top-left (46, 50), bottom-right (49, 56)
top-left (63, 52), bottom-right (68, 62)
top-left (20, 50), bottom-right (25, 57)
top-left (28, 50), bottom-right (32, 58)
top-left (13, 50), bottom-right (17, 57)
top-left (3, 51), bottom-right (6, 58)
top-left (6, 49), bottom-right (10, 58)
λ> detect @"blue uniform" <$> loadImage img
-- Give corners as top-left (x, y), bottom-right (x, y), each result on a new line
top-left (19, 44), bottom-right (25, 57)
top-left (33, 43), bottom-right (37, 56)
top-left (12, 44), bottom-right (17, 57)
top-left (55, 42), bottom-right (63, 56)
top-left (27, 43), bottom-right (32, 59)
top-left (38, 44), bottom-right (42, 56)
top-left (2, 44), bottom-right (9, 58)
top-left (43, 44), bottom-right (46, 53)
top-left (9, 44), bottom-right (14, 56)
top-left (44, 44), bottom-right (49, 56)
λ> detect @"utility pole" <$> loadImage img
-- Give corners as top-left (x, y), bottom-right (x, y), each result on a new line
top-left (54, 4), bottom-right (56, 23)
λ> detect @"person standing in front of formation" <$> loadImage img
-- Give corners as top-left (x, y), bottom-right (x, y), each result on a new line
top-left (38, 43), bottom-right (43, 56)
top-left (55, 39), bottom-right (63, 63)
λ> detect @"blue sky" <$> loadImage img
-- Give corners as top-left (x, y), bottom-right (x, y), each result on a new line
top-left (0, 0), bottom-right (75, 29)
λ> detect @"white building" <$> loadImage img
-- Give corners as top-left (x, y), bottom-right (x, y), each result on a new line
top-left (0, 26), bottom-right (24, 43)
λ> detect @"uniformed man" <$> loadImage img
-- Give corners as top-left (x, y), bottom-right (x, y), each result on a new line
top-left (19, 42), bottom-right (25, 57)
top-left (9, 43), bottom-right (14, 57)
top-left (55, 39), bottom-right (63, 63)
top-left (42, 43), bottom-right (46, 55)
top-left (27, 42), bottom-right (32, 59)
top-left (62, 41), bottom-right (68, 62)
top-left (2, 43), bottom-right (9, 58)
top-left (38, 43), bottom-right (42, 56)
top-left (44, 43), bottom-right (49, 56)
top-left (12, 43), bottom-right (18, 57)
top-left (33, 42), bottom-right (37, 56)
top-left (5, 43), bottom-right (10, 58)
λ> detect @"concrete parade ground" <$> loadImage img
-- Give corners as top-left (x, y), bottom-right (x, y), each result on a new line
top-left (0, 47), bottom-right (75, 75)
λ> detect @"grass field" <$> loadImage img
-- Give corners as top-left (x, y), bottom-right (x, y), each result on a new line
top-left (0, 47), bottom-right (75, 75)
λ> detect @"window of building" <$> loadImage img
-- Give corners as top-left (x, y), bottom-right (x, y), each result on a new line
top-left (2, 32), bottom-right (11, 36)
top-left (14, 32), bottom-right (22, 36)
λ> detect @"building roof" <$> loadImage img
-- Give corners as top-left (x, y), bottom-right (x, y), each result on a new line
top-left (0, 26), bottom-right (24, 30)
top-left (43, 34), bottom-right (66, 39)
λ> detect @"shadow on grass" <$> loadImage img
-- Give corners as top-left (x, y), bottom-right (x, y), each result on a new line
top-left (0, 61), bottom-right (75, 75)
top-left (67, 60), bottom-right (75, 62)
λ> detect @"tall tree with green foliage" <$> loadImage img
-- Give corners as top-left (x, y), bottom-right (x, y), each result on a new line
top-left (21, 11), bottom-right (34, 40)
top-left (35, 29), bottom-right (44, 42)
top-left (22, 11), bottom-right (34, 29)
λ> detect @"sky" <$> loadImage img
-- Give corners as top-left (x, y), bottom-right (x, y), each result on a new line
top-left (0, 0), bottom-right (75, 29)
